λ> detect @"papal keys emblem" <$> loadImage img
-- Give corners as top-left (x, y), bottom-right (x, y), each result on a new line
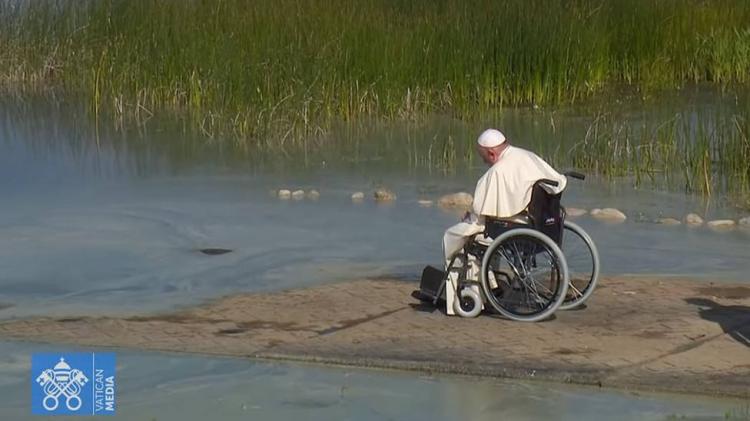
top-left (35, 357), bottom-right (90, 411)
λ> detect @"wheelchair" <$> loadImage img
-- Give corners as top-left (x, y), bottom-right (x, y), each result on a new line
top-left (418, 172), bottom-right (600, 322)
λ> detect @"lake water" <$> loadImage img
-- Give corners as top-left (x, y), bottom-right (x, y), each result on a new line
top-left (0, 94), bottom-right (748, 418)
top-left (0, 341), bottom-right (746, 421)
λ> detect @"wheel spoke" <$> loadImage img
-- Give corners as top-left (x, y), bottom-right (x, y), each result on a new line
top-left (560, 221), bottom-right (599, 309)
top-left (567, 282), bottom-right (583, 298)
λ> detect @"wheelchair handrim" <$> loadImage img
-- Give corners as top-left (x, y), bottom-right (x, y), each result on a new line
top-left (480, 228), bottom-right (569, 322)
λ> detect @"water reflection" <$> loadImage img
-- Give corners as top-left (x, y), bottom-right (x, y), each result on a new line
top-left (2, 88), bottom-right (746, 180)
top-left (0, 341), bottom-right (743, 420)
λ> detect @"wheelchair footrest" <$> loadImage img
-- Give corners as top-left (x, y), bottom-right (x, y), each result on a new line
top-left (418, 265), bottom-right (447, 302)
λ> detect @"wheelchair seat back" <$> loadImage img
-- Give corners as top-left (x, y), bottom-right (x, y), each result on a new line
top-left (483, 180), bottom-right (564, 245)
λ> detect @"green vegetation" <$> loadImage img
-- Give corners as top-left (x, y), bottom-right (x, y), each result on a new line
top-left (1, 0), bottom-right (750, 197)
top-left (3, 1), bottom-right (750, 136)
top-left (569, 108), bottom-right (750, 199)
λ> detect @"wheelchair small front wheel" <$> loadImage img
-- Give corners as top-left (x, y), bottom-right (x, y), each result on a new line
top-left (480, 228), bottom-right (569, 322)
top-left (453, 287), bottom-right (482, 318)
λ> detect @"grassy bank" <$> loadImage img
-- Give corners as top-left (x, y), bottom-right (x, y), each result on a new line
top-left (2, 1), bottom-right (750, 139)
top-left (1, 0), bottom-right (749, 199)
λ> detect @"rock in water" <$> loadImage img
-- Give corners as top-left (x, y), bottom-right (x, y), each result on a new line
top-left (657, 217), bottom-right (681, 225)
top-left (739, 216), bottom-right (750, 227)
top-left (418, 200), bottom-right (433, 207)
top-left (373, 188), bottom-right (396, 202)
top-left (351, 192), bottom-right (365, 202)
top-left (707, 219), bottom-right (736, 230)
top-left (200, 248), bottom-right (233, 256)
top-left (590, 208), bottom-right (627, 222)
top-left (291, 190), bottom-right (305, 200)
top-left (278, 189), bottom-right (291, 200)
top-left (566, 207), bottom-right (587, 217)
top-left (307, 189), bottom-right (320, 200)
top-left (684, 213), bottom-right (704, 226)
top-left (437, 192), bottom-right (473, 211)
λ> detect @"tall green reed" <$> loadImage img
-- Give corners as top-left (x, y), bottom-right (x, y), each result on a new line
top-left (2, 0), bottom-right (750, 198)
top-left (568, 105), bottom-right (750, 199)
top-left (2, 0), bottom-right (750, 146)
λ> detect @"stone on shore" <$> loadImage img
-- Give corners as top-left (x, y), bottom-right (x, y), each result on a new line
top-left (373, 188), bottom-right (396, 202)
top-left (307, 189), bottom-right (320, 200)
top-left (566, 207), bottom-right (587, 217)
top-left (437, 192), bottom-right (473, 210)
top-left (278, 189), bottom-right (291, 200)
top-left (291, 190), bottom-right (305, 200)
top-left (684, 213), bottom-right (704, 226)
top-left (707, 219), bottom-right (736, 230)
top-left (657, 217), bottom-right (681, 226)
top-left (418, 200), bottom-right (433, 207)
top-left (351, 192), bottom-right (365, 202)
top-left (590, 208), bottom-right (626, 222)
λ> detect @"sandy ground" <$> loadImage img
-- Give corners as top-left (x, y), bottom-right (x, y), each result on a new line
top-left (1, 276), bottom-right (748, 398)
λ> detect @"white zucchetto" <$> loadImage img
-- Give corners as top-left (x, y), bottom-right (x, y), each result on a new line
top-left (477, 129), bottom-right (506, 148)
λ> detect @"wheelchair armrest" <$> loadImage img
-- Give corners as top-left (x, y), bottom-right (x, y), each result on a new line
top-left (486, 214), bottom-right (532, 227)
top-left (537, 178), bottom-right (559, 187)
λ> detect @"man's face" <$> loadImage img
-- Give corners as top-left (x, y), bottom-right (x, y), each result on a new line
top-left (477, 146), bottom-right (496, 166)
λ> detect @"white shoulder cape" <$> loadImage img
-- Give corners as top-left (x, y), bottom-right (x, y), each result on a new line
top-left (472, 146), bottom-right (567, 218)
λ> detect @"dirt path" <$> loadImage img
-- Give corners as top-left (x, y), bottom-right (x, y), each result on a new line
top-left (1, 276), bottom-right (749, 398)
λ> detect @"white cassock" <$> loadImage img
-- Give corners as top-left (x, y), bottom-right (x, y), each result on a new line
top-left (443, 145), bottom-right (567, 259)
top-left (442, 146), bottom-right (566, 314)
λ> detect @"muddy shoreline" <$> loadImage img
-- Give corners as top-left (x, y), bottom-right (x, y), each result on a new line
top-left (1, 277), bottom-right (748, 398)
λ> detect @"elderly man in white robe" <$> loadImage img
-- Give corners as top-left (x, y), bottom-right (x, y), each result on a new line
top-left (442, 128), bottom-right (567, 315)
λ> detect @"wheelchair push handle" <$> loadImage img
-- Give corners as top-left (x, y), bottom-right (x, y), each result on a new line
top-left (537, 171), bottom-right (585, 188)
top-left (564, 171), bottom-right (586, 180)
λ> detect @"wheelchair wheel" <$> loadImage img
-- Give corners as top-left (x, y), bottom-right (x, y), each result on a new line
top-left (480, 228), bottom-right (569, 322)
top-left (453, 287), bottom-right (482, 318)
top-left (559, 221), bottom-right (600, 310)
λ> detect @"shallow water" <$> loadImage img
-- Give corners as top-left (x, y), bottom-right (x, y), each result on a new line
top-left (1, 96), bottom-right (749, 417)
top-left (0, 341), bottom-right (745, 421)
top-left (1, 98), bottom-right (749, 318)
top-left (0, 167), bottom-right (749, 319)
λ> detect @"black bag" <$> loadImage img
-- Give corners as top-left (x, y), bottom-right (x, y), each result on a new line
top-left (528, 182), bottom-right (564, 245)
